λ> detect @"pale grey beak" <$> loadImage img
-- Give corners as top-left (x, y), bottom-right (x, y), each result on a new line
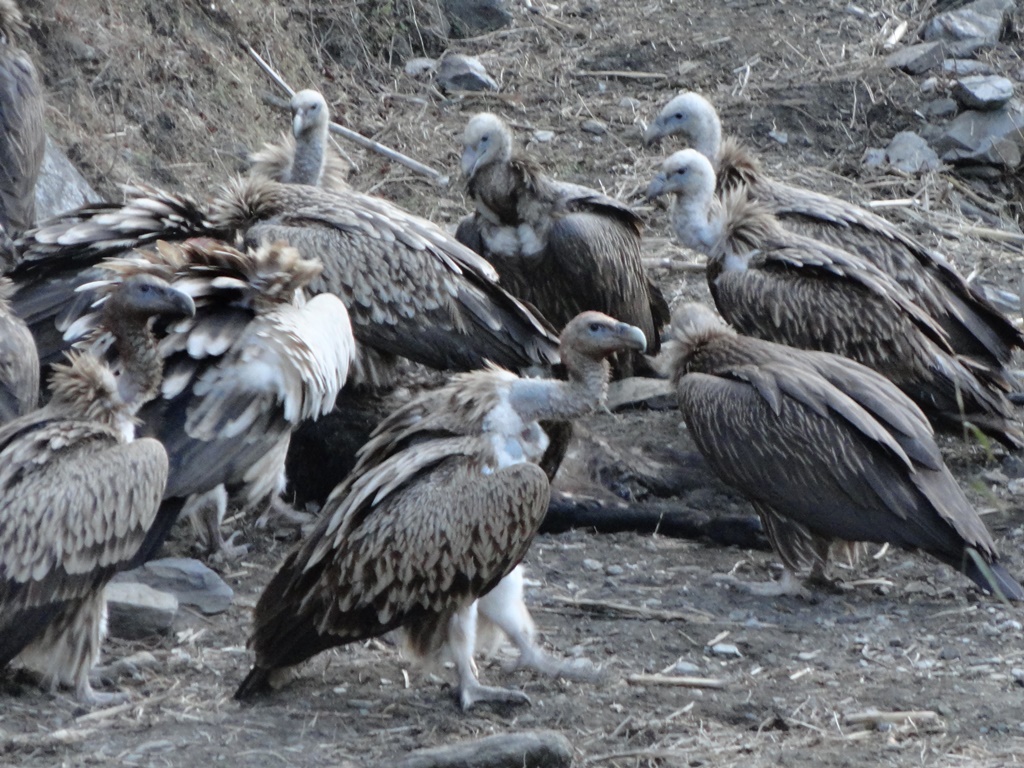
top-left (617, 323), bottom-right (647, 353)
top-left (460, 145), bottom-right (479, 178)
top-left (643, 121), bottom-right (665, 147)
top-left (645, 173), bottom-right (668, 201)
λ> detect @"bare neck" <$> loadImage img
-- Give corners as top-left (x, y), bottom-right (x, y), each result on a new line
top-left (508, 350), bottom-right (609, 423)
top-left (102, 310), bottom-right (163, 414)
top-left (291, 127), bottom-right (328, 186)
top-left (672, 190), bottom-right (723, 254)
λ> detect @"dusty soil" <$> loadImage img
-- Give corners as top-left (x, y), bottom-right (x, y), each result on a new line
top-left (5, 0), bottom-right (1024, 765)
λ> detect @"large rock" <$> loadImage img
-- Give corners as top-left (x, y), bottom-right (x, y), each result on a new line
top-left (442, 0), bottom-right (512, 37)
top-left (952, 75), bottom-right (1015, 110)
top-left (921, 0), bottom-right (1014, 46)
top-left (115, 557), bottom-right (233, 615)
top-left (886, 42), bottom-right (945, 75)
top-left (35, 137), bottom-right (101, 221)
top-left (105, 582), bottom-right (178, 640)
top-left (436, 54), bottom-right (498, 92)
top-left (934, 102), bottom-right (1024, 167)
top-left (884, 131), bottom-right (941, 173)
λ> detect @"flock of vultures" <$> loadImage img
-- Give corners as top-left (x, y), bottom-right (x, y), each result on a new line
top-left (0, 0), bottom-right (1022, 713)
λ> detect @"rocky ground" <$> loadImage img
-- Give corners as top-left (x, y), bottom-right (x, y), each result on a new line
top-left (4, 0), bottom-right (1024, 765)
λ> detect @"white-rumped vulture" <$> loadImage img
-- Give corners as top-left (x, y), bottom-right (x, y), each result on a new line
top-left (0, 0), bottom-right (43, 248)
top-left (647, 149), bottom-right (1023, 446)
top-left (661, 302), bottom-right (1023, 600)
top-left (644, 92), bottom-right (1024, 370)
top-left (12, 179), bottom-right (559, 387)
top-left (67, 239), bottom-right (355, 561)
top-left (0, 275), bottom-right (37, 422)
top-left (235, 311), bottom-right (647, 708)
top-left (0, 276), bottom-right (197, 703)
top-left (249, 89), bottom-right (352, 192)
top-left (456, 112), bottom-right (668, 378)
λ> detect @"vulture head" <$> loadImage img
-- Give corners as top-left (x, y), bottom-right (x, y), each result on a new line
top-left (643, 92), bottom-right (722, 161)
top-left (291, 89), bottom-right (329, 144)
top-left (560, 310), bottom-right (647, 364)
top-left (646, 149), bottom-right (717, 203)
top-left (460, 112), bottom-right (513, 179)
top-left (48, 351), bottom-right (129, 427)
top-left (104, 273), bottom-right (196, 325)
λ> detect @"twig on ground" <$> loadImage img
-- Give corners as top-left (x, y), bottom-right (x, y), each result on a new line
top-left (626, 673), bottom-right (727, 689)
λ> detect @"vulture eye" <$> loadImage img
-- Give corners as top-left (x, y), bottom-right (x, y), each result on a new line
top-left (589, 322), bottom-right (602, 333)
top-left (674, 112), bottom-right (684, 120)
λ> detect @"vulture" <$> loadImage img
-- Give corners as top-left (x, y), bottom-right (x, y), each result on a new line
top-left (249, 88), bottom-right (352, 192)
top-left (66, 239), bottom-right (355, 561)
top-left (456, 111), bottom-right (668, 377)
top-left (644, 91), bottom-right (1024, 369)
top-left (12, 178), bottom-right (559, 387)
top-left (661, 302), bottom-right (1023, 600)
top-left (235, 312), bottom-right (647, 708)
top-left (0, 275), bottom-right (37, 422)
top-left (0, 276), bottom-right (196, 703)
top-left (646, 149), bottom-right (1023, 446)
top-left (0, 0), bottom-right (44, 247)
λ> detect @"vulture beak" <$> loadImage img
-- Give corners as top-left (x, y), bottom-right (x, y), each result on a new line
top-left (616, 322), bottom-right (648, 353)
top-left (166, 287), bottom-right (197, 319)
top-left (292, 110), bottom-right (305, 138)
top-left (645, 173), bottom-right (668, 202)
top-left (643, 121), bottom-right (664, 147)
top-left (460, 146), bottom-right (479, 178)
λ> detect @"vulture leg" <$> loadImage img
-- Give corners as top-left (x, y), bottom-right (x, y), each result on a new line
top-left (449, 604), bottom-right (530, 711)
top-left (256, 495), bottom-right (316, 535)
top-left (185, 486), bottom-right (248, 561)
top-left (14, 593), bottom-right (128, 705)
top-left (476, 567), bottom-right (601, 682)
top-left (737, 569), bottom-right (813, 599)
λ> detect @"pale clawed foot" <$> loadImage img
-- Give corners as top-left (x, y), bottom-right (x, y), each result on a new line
top-left (511, 643), bottom-right (605, 683)
top-left (210, 529), bottom-right (249, 563)
top-left (75, 680), bottom-right (130, 707)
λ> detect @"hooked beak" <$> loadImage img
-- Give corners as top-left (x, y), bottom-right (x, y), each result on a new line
top-left (166, 287), bottom-right (197, 319)
top-left (643, 121), bottom-right (665, 147)
top-left (645, 173), bottom-right (668, 202)
top-left (460, 145), bottom-right (480, 178)
top-left (616, 322), bottom-right (647, 353)
top-left (292, 110), bottom-right (305, 138)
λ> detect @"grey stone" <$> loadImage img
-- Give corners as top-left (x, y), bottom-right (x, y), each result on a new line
top-left (436, 54), bottom-right (498, 92)
top-left (921, 0), bottom-right (1013, 46)
top-left (582, 558), bottom-right (603, 572)
top-left (923, 97), bottom-right (958, 119)
top-left (442, 0), bottom-right (512, 37)
top-left (35, 137), bottom-right (101, 221)
top-left (886, 41), bottom-right (944, 74)
top-left (884, 131), bottom-right (941, 173)
top-left (942, 58), bottom-right (993, 76)
top-left (116, 557), bottom-right (233, 615)
top-left (605, 564), bottom-right (624, 576)
top-left (935, 103), bottom-right (1024, 167)
top-left (104, 582), bottom-right (178, 640)
top-left (671, 660), bottom-right (703, 674)
top-left (581, 119), bottom-right (607, 136)
top-left (532, 129), bottom-right (555, 143)
top-left (953, 75), bottom-right (1014, 110)
top-left (710, 642), bottom-right (742, 658)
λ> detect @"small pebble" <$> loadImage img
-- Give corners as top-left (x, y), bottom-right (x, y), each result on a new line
top-left (582, 558), bottom-right (603, 572)
top-left (581, 119), bottom-right (607, 136)
top-left (532, 130), bottom-right (555, 143)
top-left (710, 643), bottom-right (742, 658)
top-left (672, 660), bottom-right (702, 675)
top-left (605, 564), bottom-right (625, 576)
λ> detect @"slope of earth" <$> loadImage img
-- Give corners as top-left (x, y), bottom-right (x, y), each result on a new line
top-left (4, 0), bottom-right (1024, 766)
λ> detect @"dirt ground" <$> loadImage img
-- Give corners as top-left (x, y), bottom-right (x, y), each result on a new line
top-left (5, 0), bottom-right (1024, 765)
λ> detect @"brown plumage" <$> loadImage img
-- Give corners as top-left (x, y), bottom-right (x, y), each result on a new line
top-left (67, 239), bottom-right (355, 562)
top-left (0, 274), bottom-right (192, 703)
top-left (0, 0), bottom-right (44, 244)
top-left (249, 89), bottom-right (352, 192)
top-left (647, 149), bottom-right (1022, 446)
top-left (0, 275), bottom-right (37, 421)
top-left (12, 178), bottom-right (559, 386)
top-left (661, 302), bottom-right (1023, 600)
top-left (644, 92), bottom-right (1024, 368)
top-left (235, 312), bottom-right (647, 708)
top-left (457, 112), bottom-right (668, 377)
